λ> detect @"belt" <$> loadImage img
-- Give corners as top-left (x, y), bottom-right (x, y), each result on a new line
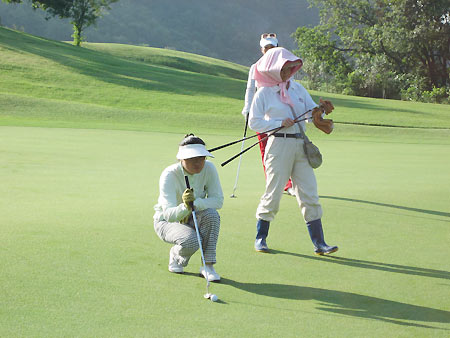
top-left (273, 133), bottom-right (304, 139)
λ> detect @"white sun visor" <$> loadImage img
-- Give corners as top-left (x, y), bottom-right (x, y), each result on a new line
top-left (176, 144), bottom-right (214, 160)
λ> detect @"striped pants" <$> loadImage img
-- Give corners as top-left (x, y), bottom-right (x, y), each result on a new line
top-left (154, 208), bottom-right (220, 267)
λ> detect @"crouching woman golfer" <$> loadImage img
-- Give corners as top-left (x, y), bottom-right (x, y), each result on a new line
top-left (153, 134), bottom-right (224, 282)
top-left (249, 47), bottom-right (338, 255)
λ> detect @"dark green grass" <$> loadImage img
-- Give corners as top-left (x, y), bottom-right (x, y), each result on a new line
top-left (82, 42), bottom-right (249, 80)
top-left (1, 26), bottom-right (449, 134)
top-left (0, 27), bottom-right (247, 118)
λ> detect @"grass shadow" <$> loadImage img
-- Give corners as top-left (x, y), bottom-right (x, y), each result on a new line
top-left (308, 94), bottom-right (450, 129)
top-left (98, 50), bottom-right (248, 80)
top-left (221, 278), bottom-right (450, 329)
top-left (311, 95), bottom-right (432, 116)
top-left (0, 28), bottom-right (245, 100)
top-left (320, 195), bottom-right (450, 218)
top-left (271, 250), bottom-right (450, 280)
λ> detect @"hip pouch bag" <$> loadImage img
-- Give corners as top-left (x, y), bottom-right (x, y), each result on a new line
top-left (302, 137), bottom-right (322, 169)
top-left (289, 105), bottom-right (322, 169)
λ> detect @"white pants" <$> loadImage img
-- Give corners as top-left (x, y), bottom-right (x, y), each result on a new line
top-left (256, 136), bottom-right (322, 222)
top-left (154, 208), bottom-right (220, 266)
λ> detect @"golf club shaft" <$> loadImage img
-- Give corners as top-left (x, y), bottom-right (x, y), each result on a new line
top-left (221, 116), bottom-right (310, 167)
top-left (184, 176), bottom-right (210, 293)
top-left (231, 114), bottom-right (249, 196)
top-left (192, 209), bottom-right (210, 293)
top-left (208, 128), bottom-right (269, 152)
top-left (221, 129), bottom-right (274, 167)
top-left (208, 109), bottom-right (312, 153)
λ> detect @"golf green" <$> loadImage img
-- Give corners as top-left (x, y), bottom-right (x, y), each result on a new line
top-left (1, 125), bottom-right (449, 337)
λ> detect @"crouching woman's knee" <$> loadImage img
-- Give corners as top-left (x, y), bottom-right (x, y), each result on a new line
top-left (199, 208), bottom-right (220, 229)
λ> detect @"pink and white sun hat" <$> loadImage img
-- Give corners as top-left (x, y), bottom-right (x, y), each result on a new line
top-left (253, 47), bottom-right (303, 107)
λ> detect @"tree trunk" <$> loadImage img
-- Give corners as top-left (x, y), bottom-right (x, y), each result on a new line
top-left (73, 23), bottom-right (83, 46)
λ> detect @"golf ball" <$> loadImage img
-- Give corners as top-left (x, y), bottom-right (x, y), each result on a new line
top-left (210, 294), bottom-right (218, 302)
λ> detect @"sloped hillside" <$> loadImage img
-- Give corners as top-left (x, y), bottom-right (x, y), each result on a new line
top-left (0, 27), bottom-right (248, 133)
top-left (1, 27), bottom-right (449, 136)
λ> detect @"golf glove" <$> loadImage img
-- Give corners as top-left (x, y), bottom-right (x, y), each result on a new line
top-left (182, 188), bottom-right (195, 210)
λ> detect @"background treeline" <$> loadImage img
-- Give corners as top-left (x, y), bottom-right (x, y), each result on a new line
top-left (294, 0), bottom-right (450, 103)
top-left (0, 0), bottom-right (318, 66)
top-left (1, 0), bottom-right (449, 103)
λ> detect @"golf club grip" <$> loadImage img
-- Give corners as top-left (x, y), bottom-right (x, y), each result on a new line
top-left (184, 175), bottom-right (194, 210)
top-left (243, 113), bottom-right (249, 138)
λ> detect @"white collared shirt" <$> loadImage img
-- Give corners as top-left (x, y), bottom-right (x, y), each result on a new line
top-left (153, 161), bottom-right (224, 222)
top-left (248, 80), bottom-right (316, 134)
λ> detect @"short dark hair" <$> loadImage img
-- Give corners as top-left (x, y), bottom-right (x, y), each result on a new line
top-left (180, 133), bottom-right (205, 146)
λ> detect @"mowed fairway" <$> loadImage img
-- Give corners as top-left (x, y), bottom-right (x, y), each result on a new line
top-left (1, 125), bottom-right (449, 337)
top-left (1, 27), bottom-right (450, 337)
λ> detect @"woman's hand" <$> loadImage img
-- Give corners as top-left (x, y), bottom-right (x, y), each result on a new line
top-left (182, 188), bottom-right (195, 210)
top-left (281, 118), bottom-right (295, 128)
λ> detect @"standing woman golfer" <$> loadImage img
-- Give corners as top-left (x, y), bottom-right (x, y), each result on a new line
top-left (153, 134), bottom-right (224, 281)
top-left (242, 33), bottom-right (295, 196)
top-left (249, 47), bottom-right (338, 255)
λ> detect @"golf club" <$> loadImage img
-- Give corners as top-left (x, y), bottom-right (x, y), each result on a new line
top-left (184, 176), bottom-right (218, 302)
top-left (208, 127), bottom-right (270, 153)
top-left (230, 114), bottom-right (249, 198)
top-left (207, 108), bottom-right (313, 153)
top-left (220, 114), bottom-right (311, 167)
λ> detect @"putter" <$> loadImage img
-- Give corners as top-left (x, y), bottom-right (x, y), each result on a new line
top-left (230, 114), bottom-right (249, 198)
top-left (184, 176), bottom-right (217, 301)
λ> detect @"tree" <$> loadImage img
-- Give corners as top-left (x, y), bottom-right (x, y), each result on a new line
top-left (2, 0), bottom-right (118, 46)
top-left (296, 0), bottom-right (449, 99)
top-left (293, 26), bottom-right (353, 92)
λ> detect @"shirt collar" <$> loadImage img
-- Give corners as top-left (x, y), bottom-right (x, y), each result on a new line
top-left (269, 80), bottom-right (291, 93)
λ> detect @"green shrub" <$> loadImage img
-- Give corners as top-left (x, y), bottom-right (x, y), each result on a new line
top-left (422, 86), bottom-right (449, 104)
top-left (403, 85), bottom-right (449, 104)
top-left (401, 86), bottom-right (422, 102)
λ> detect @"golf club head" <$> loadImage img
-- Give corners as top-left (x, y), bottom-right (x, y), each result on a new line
top-left (230, 194), bottom-right (237, 198)
top-left (204, 293), bottom-right (218, 302)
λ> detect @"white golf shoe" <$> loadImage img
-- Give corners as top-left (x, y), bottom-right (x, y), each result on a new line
top-left (199, 264), bottom-right (220, 282)
top-left (168, 247), bottom-right (184, 274)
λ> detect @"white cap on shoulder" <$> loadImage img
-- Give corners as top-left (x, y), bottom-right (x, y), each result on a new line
top-left (260, 36), bottom-right (278, 48)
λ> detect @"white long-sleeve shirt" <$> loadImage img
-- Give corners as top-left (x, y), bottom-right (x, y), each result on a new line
top-left (153, 161), bottom-right (224, 223)
top-left (241, 64), bottom-right (257, 116)
top-left (249, 80), bottom-right (316, 134)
